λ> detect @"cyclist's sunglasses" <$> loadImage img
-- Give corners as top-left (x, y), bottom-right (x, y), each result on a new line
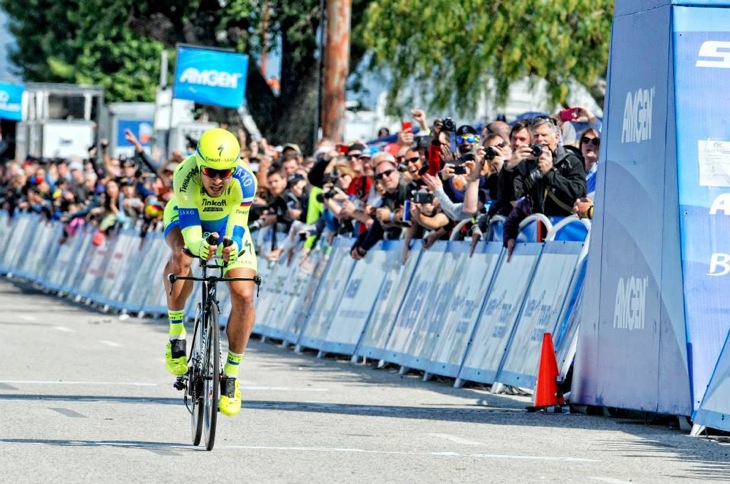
top-left (201, 167), bottom-right (234, 179)
top-left (581, 137), bottom-right (600, 147)
top-left (457, 135), bottom-right (478, 145)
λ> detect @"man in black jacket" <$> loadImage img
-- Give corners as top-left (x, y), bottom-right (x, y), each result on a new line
top-left (513, 117), bottom-right (586, 216)
top-left (501, 116), bottom-right (587, 259)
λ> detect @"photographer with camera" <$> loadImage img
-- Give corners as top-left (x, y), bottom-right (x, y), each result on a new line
top-left (351, 153), bottom-right (409, 260)
top-left (401, 184), bottom-right (455, 263)
top-left (502, 116), bottom-right (587, 260)
top-left (438, 124), bottom-right (481, 206)
top-left (513, 117), bottom-right (586, 215)
top-left (481, 133), bottom-right (516, 218)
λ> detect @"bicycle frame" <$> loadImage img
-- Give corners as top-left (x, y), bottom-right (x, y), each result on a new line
top-left (168, 259), bottom-right (261, 450)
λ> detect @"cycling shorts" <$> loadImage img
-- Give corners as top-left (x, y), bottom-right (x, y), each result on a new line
top-left (163, 199), bottom-right (258, 274)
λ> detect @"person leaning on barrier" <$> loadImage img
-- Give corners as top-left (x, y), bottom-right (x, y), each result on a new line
top-left (266, 172), bottom-right (313, 262)
top-left (501, 117), bottom-right (587, 261)
top-left (401, 183), bottom-right (455, 263)
top-left (351, 152), bottom-right (409, 260)
top-left (512, 117), bottom-right (586, 217)
top-left (161, 128), bottom-right (258, 418)
top-left (421, 144), bottom-right (487, 223)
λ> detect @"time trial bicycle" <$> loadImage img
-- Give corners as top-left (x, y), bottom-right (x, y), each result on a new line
top-left (168, 237), bottom-right (261, 451)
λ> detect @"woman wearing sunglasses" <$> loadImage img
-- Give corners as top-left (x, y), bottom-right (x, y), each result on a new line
top-left (161, 127), bottom-right (259, 417)
top-left (579, 127), bottom-right (600, 198)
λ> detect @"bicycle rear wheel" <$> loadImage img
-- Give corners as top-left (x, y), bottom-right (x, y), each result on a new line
top-left (202, 302), bottom-right (220, 451)
top-left (190, 318), bottom-right (204, 446)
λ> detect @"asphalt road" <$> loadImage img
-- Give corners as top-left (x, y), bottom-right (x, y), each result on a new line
top-left (1, 279), bottom-right (729, 483)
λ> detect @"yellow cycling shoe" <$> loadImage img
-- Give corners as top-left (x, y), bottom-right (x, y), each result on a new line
top-left (219, 377), bottom-right (241, 416)
top-left (165, 339), bottom-right (188, 376)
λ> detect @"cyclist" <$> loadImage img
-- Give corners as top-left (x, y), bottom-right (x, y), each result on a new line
top-left (162, 127), bottom-right (257, 417)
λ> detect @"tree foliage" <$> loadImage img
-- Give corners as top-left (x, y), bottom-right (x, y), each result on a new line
top-left (1, 0), bottom-right (612, 145)
top-left (361, 0), bottom-right (613, 114)
top-left (2, 0), bottom-right (165, 102)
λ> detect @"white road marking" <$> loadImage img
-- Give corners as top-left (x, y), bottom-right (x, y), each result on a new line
top-left (224, 445), bottom-right (598, 462)
top-left (100, 340), bottom-right (123, 347)
top-left (428, 433), bottom-right (486, 446)
top-left (19, 315), bottom-right (37, 321)
top-left (0, 380), bottom-right (157, 387)
top-left (55, 326), bottom-right (74, 333)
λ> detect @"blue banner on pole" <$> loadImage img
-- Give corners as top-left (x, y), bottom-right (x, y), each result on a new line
top-left (173, 45), bottom-right (249, 108)
top-left (0, 82), bottom-right (23, 121)
top-left (673, 6), bottom-right (730, 412)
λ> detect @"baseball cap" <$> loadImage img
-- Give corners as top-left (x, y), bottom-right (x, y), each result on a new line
top-left (287, 173), bottom-right (305, 187)
top-left (346, 143), bottom-right (367, 156)
top-left (456, 125), bottom-right (478, 137)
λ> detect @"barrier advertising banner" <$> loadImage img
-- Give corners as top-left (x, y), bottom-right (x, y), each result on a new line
top-left (0, 81), bottom-right (23, 121)
top-left (322, 247), bottom-right (389, 356)
top-left (497, 241), bottom-right (584, 389)
top-left (383, 242), bottom-right (449, 368)
top-left (354, 241), bottom-right (421, 361)
top-left (573, 1), bottom-right (691, 415)
top-left (173, 45), bottom-right (249, 108)
top-left (425, 242), bottom-right (502, 379)
top-left (458, 243), bottom-right (543, 385)
top-left (673, 6), bottom-right (730, 412)
top-left (260, 252), bottom-right (323, 341)
top-left (282, 250), bottom-right (326, 344)
top-left (296, 238), bottom-right (356, 351)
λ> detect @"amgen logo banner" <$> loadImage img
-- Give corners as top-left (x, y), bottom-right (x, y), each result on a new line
top-left (0, 82), bottom-right (24, 121)
top-left (613, 276), bottom-right (648, 331)
top-left (621, 87), bottom-right (655, 144)
top-left (173, 45), bottom-right (249, 108)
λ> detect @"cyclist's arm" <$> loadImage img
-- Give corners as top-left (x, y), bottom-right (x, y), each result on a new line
top-left (225, 167), bottom-right (257, 250)
top-left (225, 200), bottom-right (252, 250)
top-left (174, 162), bottom-right (206, 257)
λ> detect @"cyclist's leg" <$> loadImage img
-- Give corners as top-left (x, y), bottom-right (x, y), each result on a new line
top-left (219, 234), bottom-right (257, 416)
top-left (162, 200), bottom-right (194, 375)
top-left (163, 226), bottom-right (195, 310)
top-left (225, 266), bottom-right (257, 357)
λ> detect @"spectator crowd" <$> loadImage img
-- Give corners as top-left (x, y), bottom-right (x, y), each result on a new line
top-left (0, 107), bottom-right (602, 260)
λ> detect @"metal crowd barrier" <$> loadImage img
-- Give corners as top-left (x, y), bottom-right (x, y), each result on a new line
top-left (0, 211), bottom-right (589, 395)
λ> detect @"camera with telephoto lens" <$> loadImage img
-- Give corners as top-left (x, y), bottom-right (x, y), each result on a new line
top-left (441, 117), bottom-right (456, 133)
top-left (411, 188), bottom-right (433, 204)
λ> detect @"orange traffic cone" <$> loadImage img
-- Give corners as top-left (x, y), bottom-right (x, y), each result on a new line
top-left (527, 332), bottom-right (566, 412)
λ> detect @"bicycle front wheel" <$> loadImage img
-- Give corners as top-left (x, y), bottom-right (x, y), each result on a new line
top-left (190, 317), bottom-right (204, 446)
top-left (202, 302), bottom-right (220, 451)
